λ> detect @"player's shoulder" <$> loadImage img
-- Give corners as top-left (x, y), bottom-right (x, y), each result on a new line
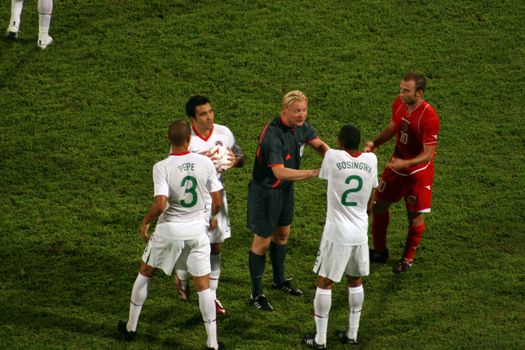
top-left (361, 151), bottom-right (378, 164)
top-left (213, 123), bottom-right (233, 134)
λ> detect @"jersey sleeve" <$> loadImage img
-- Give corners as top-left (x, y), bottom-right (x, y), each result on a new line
top-left (421, 108), bottom-right (440, 146)
top-left (370, 153), bottom-right (379, 188)
top-left (303, 122), bottom-right (319, 142)
top-left (319, 149), bottom-right (333, 180)
top-left (262, 129), bottom-right (284, 167)
top-left (390, 97), bottom-right (403, 124)
top-left (153, 163), bottom-right (169, 197)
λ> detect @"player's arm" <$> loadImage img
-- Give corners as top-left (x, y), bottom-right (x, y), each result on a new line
top-left (140, 195), bottom-right (168, 241)
top-left (307, 137), bottom-right (330, 157)
top-left (388, 144), bottom-right (436, 171)
top-left (364, 120), bottom-right (396, 152)
top-left (209, 190), bottom-right (223, 231)
top-left (271, 165), bottom-right (319, 181)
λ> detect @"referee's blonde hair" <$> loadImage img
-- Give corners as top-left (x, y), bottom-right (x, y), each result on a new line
top-left (282, 90), bottom-right (308, 109)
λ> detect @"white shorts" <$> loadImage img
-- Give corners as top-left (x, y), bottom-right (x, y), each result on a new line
top-left (205, 190), bottom-right (231, 244)
top-left (313, 239), bottom-right (369, 282)
top-left (142, 231), bottom-right (211, 277)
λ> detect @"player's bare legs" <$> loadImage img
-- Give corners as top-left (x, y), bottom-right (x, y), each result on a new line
top-left (370, 198), bottom-right (392, 262)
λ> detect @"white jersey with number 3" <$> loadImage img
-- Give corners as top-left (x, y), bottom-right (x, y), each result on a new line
top-left (153, 151), bottom-right (223, 239)
top-left (319, 149), bottom-right (378, 245)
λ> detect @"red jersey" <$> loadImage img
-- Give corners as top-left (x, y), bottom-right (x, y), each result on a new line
top-left (391, 96), bottom-right (440, 175)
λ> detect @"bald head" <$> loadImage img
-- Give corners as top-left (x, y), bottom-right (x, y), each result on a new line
top-left (168, 120), bottom-right (191, 147)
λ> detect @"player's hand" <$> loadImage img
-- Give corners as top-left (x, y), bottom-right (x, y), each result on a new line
top-left (388, 157), bottom-right (407, 171)
top-left (364, 141), bottom-right (377, 153)
top-left (209, 217), bottom-right (218, 231)
top-left (140, 222), bottom-right (151, 241)
top-left (311, 169), bottom-right (320, 177)
top-left (218, 150), bottom-right (236, 172)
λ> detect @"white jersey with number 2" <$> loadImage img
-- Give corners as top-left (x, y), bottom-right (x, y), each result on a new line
top-left (319, 149), bottom-right (378, 245)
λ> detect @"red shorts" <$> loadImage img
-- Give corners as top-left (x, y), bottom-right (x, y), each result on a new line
top-left (375, 162), bottom-right (434, 213)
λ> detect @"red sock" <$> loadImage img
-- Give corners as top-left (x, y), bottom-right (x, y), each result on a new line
top-left (372, 211), bottom-right (390, 252)
top-left (403, 223), bottom-right (425, 262)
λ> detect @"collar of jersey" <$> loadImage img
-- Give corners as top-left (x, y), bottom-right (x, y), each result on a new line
top-left (192, 124), bottom-right (214, 141)
top-left (170, 151), bottom-right (191, 156)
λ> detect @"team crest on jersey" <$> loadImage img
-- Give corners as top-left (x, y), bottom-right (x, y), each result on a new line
top-left (401, 123), bottom-right (409, 132)
top-left (407, 195), bottom-right (417, 205)
top-left (215, 141), bottom-right (224, 146)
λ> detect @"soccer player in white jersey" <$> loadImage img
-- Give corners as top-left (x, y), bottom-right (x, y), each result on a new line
top-left (303, 125), bottom-right (378, 349)
top-left (174, 95), bottom-right (244, 316)
top-left (118, 120), bottom-right (225, 350)
top-left (6, 0), bottom-right (53, 49)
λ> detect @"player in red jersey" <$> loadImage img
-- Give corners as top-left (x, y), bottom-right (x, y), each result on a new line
top-left (364, 72), bottom-right (440, 273)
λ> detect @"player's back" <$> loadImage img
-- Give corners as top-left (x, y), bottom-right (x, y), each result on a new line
top-left (154, 152), bottom-right (220, 224)
top-left (320, 149), bottom-right (378, 244)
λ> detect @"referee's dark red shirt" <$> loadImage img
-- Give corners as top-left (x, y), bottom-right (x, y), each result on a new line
top-left (252, 116), bottom-right (319, 190)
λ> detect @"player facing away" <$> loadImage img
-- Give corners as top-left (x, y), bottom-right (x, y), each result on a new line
top-left (247, 90), bottom-right (329, 312)
top-left (365, 72), bottom-right (440, 273)
top-left (303, 125), bottom-right (378, 349)
top-left (173, 95), bottom-right (245, 316)
top-left (118, 120), bottom-right (225, 350)
top-left (6, 0), bottom-right (53, 49)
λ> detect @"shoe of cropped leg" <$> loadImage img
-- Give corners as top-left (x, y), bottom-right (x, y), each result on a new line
top-left (117, 320), bottom-right (136, 341)
top-left (303, 334), bottom-right (327, 349)
top-left (6, 25), bottom-right (18, 39)
top-left (271, 278), bottom-right (304, 296)
top-left (175, 275), bottom-right (190, 301)
top-left (369, 248), bottom-right (389, 263)
top-left (335, 330), bottom-right (358, 345)
top-left (37, 35), bottom-right (53, 49)
top-left (251, 294), bottom-right (273, 312)
top-left (215, 299), bottom-right (226, 315)
top-left (393, 258), bottom-right (412, 274)
top-left (207, 341), bottom-right (225, 350)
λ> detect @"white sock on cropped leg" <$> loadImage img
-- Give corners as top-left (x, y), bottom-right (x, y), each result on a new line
top-left (314, 287), bottom-right (332, 345)
top-left (348, 285), bottom-right (364, 341)
top-left (127, 273), bottom-right (150, 332)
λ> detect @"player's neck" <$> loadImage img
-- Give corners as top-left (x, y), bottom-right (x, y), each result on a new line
top-left (344, 149), bottom-right (362, 157)
top-left (405, 99), bottom-right (423, 114)
top-left (170, 145), bottom-right (190, 155)
top-left (192, 124), bottom-right (213, 139)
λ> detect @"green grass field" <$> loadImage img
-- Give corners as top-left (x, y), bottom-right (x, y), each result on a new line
top-left (1, 1), bottom-right (524, 349)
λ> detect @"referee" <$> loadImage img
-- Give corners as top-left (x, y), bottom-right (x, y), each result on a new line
top-left (247, 90), bottom-right (329, 312)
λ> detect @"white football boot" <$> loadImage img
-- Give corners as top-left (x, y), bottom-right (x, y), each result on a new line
top-left (37, 35), bottom-right (53, 49)
top-left (6, 23), bottom-right (19, 39)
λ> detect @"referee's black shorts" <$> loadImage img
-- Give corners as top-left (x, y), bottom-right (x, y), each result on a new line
top-left (247, 181), bottom-right (294, 237)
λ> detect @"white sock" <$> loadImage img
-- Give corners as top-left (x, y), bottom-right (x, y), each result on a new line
top-left (348, 285), bottom-right (364, 341)
top-left (210, 254), bottom-right (221, 293)
top-left (176, 269), bottom-right (190, 291)
top-left (9, 0), bottom-right (24, 30)
top-left (127, 273), bottom-right (150, 332)
top-left (198, 289), bottom-right (218, 349)
top-left (38, 0), bottom-right (53, 38)
top-left (314, 287), bottom-right (332, 345)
